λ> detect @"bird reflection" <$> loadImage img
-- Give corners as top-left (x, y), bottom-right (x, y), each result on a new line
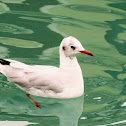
top-left (0, 89), bottom-right (84, 126)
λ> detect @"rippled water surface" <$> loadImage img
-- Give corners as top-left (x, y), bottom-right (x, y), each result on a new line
top-left (0, 0), bottom-right (126, 126)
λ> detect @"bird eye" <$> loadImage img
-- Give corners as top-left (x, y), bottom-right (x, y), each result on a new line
top-left (70, 46), bottom-right (76, 50)
top-left (62, 46), bottom-right (66, 51)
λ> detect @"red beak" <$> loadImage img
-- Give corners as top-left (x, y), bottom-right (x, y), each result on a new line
top-left (80, 50), bottom-right (94, 57)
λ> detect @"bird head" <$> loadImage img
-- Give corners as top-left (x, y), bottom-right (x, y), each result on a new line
top-left (60, 36), bottom-right (94, 58)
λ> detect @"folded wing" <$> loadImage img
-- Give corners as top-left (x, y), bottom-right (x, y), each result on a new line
top-left (0, 59), bottom-right (63, 96)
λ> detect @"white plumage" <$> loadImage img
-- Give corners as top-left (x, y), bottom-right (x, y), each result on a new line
top-left (0, 36), bottom-right (93, 108)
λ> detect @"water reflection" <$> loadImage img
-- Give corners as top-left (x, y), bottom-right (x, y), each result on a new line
top-left (0, 23), bottom-right (33, 34)
top-left (0, 89), bottom-right (84, 126)
top-left (0, 37), bottom-right (43, 48)
top-left (0, 46), bottom-right (9, 58)
top-left (0, 0), bottom-right (126, 125)
top-left (66, 4), bottom-right (111, 13)
top-left (0, 2), bottom-right (10, 14)
top-left (0, 0), bottom-right (25, 4)
top-left (0, 121), bottom-right (38, 126)
top-left (105, 19), bottom-right (126, 56)
top-left (105, 65), bottom-right (126, 95)
top-left (105, 1), bottom-right (126, 56)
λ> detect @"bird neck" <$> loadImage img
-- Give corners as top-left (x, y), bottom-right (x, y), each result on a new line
top-left (59, 49), bottom-right (80, 70)
top-left (59, 47), bottom-right (84, 97)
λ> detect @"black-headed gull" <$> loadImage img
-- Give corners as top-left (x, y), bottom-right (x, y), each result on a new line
top-left (0, 36), bottom-right (94, 108)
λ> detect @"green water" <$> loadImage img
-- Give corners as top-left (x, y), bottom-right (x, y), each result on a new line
top-left (0, 0), bottom-right (126, 126)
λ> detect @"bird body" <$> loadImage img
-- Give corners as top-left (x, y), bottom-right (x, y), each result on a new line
top-left (0, 58), bottom-right (83, 98)
top-left (0, 36), bottom-right (93, 108)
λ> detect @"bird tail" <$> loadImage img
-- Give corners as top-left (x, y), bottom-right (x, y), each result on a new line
top-left (0, 59), bottom-right (10, 72)
top-left (0, 59), bottom-right (10, 65)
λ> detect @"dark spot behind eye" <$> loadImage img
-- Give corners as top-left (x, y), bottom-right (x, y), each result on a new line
top-left (62, 46), bottom-right (66, 50)
top-left (71, 46), bottom-right (76, 50)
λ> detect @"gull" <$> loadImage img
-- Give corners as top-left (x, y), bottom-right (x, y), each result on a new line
top-left (0, 36), bottom-right (94, 108)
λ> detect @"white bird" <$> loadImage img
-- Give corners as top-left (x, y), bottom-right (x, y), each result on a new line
top-left (0, 36), bottom-right (94, 108)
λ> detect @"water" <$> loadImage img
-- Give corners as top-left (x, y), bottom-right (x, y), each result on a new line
top-left (0, 0), bottom-right (126, 125)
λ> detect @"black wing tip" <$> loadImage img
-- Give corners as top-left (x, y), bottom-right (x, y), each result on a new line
top-left (0, 59), bottom-right (10, 65)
